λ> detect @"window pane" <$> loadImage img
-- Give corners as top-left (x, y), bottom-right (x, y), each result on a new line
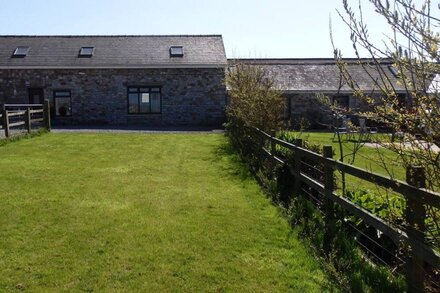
top-left (170, 46), bottom-right (184, 57)
top-left (14, 47), bottom-right (29, 56)
top-left (128, 93), bottom-right (139, 113)
top-left (151, 93), bottom-right (161, 112)
top-left (127, 87), bottom-right (161, 114)
top-left (140, 93), bottom-right (150, 113)
top-left (80, 47), bottom-right (94, 56)
top-left (55, 97), bottom-right (71, 116)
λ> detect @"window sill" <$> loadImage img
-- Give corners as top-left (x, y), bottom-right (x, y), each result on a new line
top-left (126, 113), bottom-right (162, 116)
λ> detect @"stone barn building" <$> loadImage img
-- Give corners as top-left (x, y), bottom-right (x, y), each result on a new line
top-left (0, 35), bottom-right (227, 125)
top-left (0, 35), bottom-right (412, 128)
top-left (230, 58), bottom-right (409, 129)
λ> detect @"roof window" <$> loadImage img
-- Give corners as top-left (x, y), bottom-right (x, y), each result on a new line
top-left (170, 46), bottom-right (184, 57)
top-left (388, 65), bottom-right (399, 77)
top-left (79, 47), bottom-right (94, 57)
top-left (12, 46), bottom-right (29, 58)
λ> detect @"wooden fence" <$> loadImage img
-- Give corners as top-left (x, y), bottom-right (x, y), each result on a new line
top-left (250, 127), bottom-right (440, 292)
top-left (0, 100), bottom-right (51, 138)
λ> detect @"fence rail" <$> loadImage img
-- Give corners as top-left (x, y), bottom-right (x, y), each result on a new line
top-left (0, 100), bottom-right (51, 138)
top-left (250, 127), bottom-right (440, 292)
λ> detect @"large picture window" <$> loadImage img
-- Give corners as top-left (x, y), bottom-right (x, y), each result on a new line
top-left (127, 87), bottom-right (161, 114)
top-left (54, 90), bottom-right (72, 117)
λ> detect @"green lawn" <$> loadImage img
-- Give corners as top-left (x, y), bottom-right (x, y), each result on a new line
top-left (289, 132), bottom-right (407, 220)
top-left (296, 132), bottom-right (404, 180)
top-left (0, 133), bottom-right (332, 292)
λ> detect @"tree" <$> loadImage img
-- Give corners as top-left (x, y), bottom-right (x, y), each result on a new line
top-left (225, 62), bottom-right (286, 134)
top-left (331, 2), bottom-right (440, 290)
top-left (333, 0), bottom-right (440, 192)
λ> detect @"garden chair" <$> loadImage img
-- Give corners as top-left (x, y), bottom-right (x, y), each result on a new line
top-left (333, 117), bottom-right (353, 141)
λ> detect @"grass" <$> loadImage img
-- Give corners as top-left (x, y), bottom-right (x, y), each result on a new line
top-left (287, 131), bottom-right (408, 222)
top-left (295, 132), bottom-right (405, 180)
top-left (0, 133), bottom-right (334, 292)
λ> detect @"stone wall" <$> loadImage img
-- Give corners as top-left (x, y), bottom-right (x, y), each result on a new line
top-left (285, 93), bottom-right (371, 129)
top-left (0, 68), bottom-right (226, 125)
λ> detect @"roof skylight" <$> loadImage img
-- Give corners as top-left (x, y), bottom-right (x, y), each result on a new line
top-left (79, 47), bottom-right (94, 57)
top-left (388, 65), bottom-right (399, 77)
top-left (12, 46), bottom-right (29, 58)
top-left (170, 46), bottom-right (184, 57)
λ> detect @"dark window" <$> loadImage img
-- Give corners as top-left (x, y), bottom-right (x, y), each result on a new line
top-left (332, 95), bottom-right (350, 109)
top-left (170, 46), bottom-right (184, 57)
top-left (127, 87), bottom-right (161, 114)
top-left (28, 88), bottom-right (44, 104)
top-left (397, 94), bottom-right (406, 107)
top-left (12, 46), bottom-right (29, 58)
top-left (79, 47), bottom-right (94, 57)
top-left (54, 90), bottom-right (72, 117)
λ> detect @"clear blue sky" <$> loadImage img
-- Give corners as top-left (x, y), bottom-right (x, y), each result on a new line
top-left (0, 0), bottom-right (428, 58)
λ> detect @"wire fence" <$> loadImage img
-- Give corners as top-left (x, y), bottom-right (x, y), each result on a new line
top-left (243, 126), bottom-right (440, 292)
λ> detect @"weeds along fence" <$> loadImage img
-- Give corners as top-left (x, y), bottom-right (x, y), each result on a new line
top-left (238, 126), bottom-right (440, 292)
top-left (0, 100), bottom-right (51, 138)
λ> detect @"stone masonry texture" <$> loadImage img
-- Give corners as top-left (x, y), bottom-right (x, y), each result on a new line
top-left (0, 68), bottom-right (227, 126)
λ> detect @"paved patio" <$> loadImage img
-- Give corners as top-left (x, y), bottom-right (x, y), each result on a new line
top-left (365, 141), bottom-right (440, 153)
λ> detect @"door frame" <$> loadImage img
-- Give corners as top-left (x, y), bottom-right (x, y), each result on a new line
top-left (28, 88), bottom-right (45, 104)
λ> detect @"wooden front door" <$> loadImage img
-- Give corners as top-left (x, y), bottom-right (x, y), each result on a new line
top-left (28, 88), bottom-right (44, 104)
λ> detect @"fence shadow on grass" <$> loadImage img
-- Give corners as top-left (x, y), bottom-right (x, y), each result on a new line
top-left (213, 136), bottom-right (343, 291)
top-left (213, 140), bottom-right (256, 182)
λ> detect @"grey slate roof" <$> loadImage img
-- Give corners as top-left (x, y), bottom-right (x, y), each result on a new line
top-left (0, 35), bottom-right (227, 68)
top-left (229, 58), bottom-right (407, 93)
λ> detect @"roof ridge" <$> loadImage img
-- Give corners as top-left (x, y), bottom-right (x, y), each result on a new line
top-left (229, 57), bottom-right (392, 61)
top-left (0, 34), bottom-right (223, 38)
top-left (229, 57), bottom-right (393, 65)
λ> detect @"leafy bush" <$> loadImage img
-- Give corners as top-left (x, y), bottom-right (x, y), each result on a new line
top-left (225, 62), bottom-right (286, 137)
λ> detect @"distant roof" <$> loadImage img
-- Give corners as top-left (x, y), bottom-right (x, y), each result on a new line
top-left (229, 58), bottom-right (407, 93)
top-left (0, 35), bottom-right (227, 69)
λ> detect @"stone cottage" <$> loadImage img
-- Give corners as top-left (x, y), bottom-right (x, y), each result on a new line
top-left (0, 35), bottom-right (227, 125)
top-left (229, 58), bottom-right (409, 129)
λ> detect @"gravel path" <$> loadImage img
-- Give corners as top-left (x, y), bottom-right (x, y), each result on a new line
top-left (51, 125), bottom-right (225, 134)
top-left (365, 141), bottom-right (440, 153)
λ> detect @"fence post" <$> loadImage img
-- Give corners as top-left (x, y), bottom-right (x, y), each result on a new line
top-left (43, 100), bottom-right (51, 131)
top-left (26, 107), bottom-right (31, 133)
top-left (323, 146), bottom-right (336, 253)
top-left (292, 139), bottom-right (303, 195)
top-left (405, 165), bottom-right (427, 293)
top-left (1, 105), bottom-right (5, 137)
top-left (3, 105), bottom-right (9, 138)
top-left (270, 130), bottom-right (276, 156)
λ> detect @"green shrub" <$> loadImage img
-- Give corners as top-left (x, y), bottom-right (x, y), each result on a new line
top-left (224, 62), bottom-right (286, 150)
